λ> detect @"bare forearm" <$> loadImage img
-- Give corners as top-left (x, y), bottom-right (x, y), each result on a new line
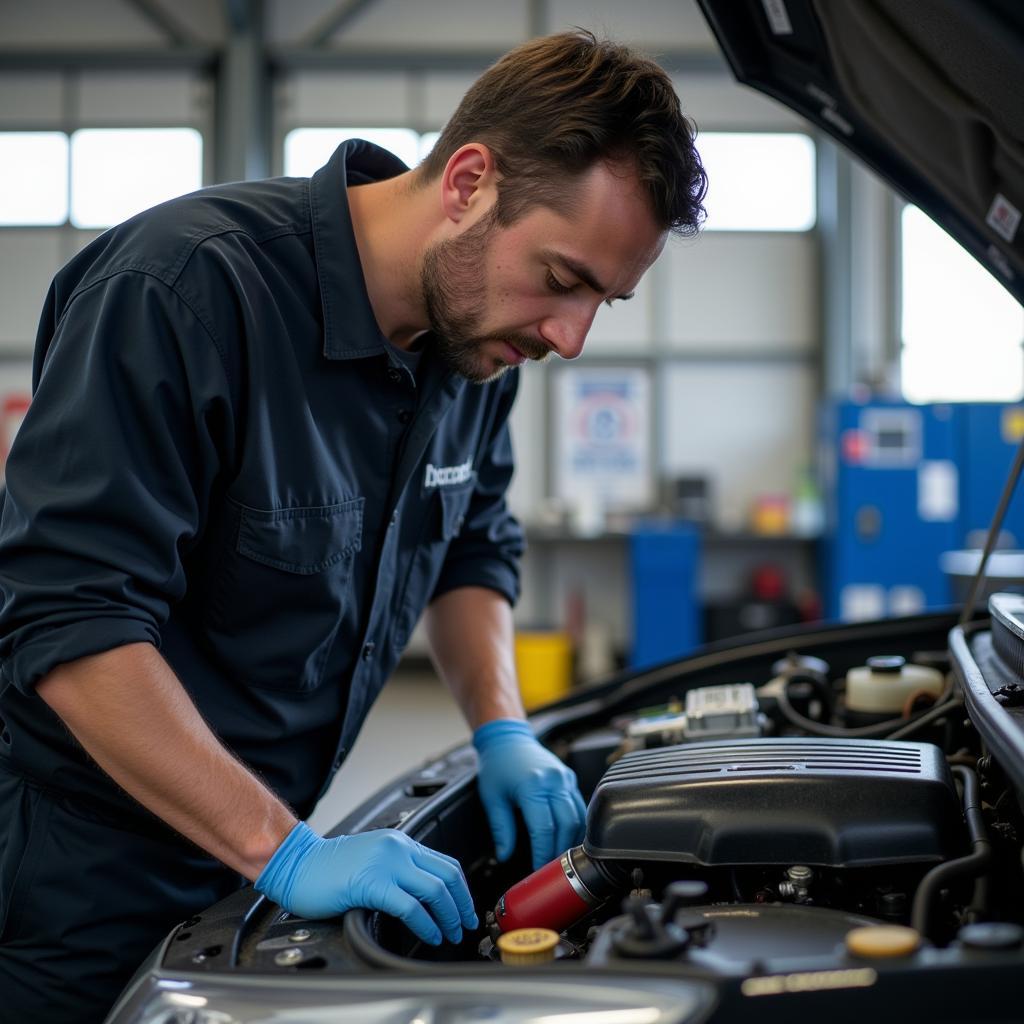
top-left (424, 586), bottom-right (525, 728)
top-left (37, 642), bottom-right (296, 879)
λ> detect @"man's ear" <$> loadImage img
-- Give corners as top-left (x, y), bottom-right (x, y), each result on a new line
top-left (440, 144), bottom-right (497, 225)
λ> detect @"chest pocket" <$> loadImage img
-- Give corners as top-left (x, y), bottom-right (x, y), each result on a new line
top-left (204, 498), bottom-right (364, 692)
top-left (237, 502), bottom-right (363, 573)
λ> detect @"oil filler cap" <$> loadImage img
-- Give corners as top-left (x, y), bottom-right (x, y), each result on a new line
top-left (846, 925), bottom-right (921, 958)
top-left (496, 927), bottom-right (560, 965)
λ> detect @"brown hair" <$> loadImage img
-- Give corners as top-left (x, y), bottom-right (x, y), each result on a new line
top-left (417, 30), bottom-right (707, 235)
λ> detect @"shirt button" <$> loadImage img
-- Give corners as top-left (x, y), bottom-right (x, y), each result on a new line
top-left (397, 407), bottom-right (413, 424)
top-left (361, 642), bottom-right (376, 661)
top-left (389, 510), bottom-right (399, 526)
top-left (386, 367), bottom-right (402, 384)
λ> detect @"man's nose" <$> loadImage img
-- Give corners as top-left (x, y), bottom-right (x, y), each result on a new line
top-left (539, 306), bottom-right (598, 361)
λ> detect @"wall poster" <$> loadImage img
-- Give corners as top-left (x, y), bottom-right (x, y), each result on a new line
top-left (554, 366), bottom-right (652, 518)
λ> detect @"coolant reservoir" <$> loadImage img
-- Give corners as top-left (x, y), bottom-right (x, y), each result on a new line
top-left (845, 656), bottom-right (944, 714)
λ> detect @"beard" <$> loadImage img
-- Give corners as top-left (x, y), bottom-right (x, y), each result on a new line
top-left (420, 210), bottom-right (549, 384)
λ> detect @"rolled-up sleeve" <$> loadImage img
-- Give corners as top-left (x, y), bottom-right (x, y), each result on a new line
top-left (0, 271), bottom-right (234, 695)
top-left (431, 372), bottom-right (525, 606)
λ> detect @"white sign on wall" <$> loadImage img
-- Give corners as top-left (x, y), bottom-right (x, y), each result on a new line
top-left (554, 367), bottom-right (652, 514)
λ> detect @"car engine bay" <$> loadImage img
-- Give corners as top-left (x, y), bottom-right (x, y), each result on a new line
top-left (137, 603), bottom-right (1024, 1022)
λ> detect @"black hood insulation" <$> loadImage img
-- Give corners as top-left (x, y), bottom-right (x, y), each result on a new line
top-left (697, 0), bottom-right (1024, 304)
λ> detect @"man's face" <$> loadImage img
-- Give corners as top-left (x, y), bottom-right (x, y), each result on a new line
top-left (421, 160), bottom-right (666, 384)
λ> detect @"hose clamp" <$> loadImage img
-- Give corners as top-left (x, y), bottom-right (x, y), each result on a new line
top-left (561, 848), bottom-right (600, 906)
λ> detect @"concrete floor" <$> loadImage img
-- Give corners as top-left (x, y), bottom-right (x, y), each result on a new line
top-left (308, 666), bottom-right (469, 834)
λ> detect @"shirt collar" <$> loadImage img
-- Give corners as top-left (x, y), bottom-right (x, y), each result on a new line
top-left (309, 139), bottom-right (409, 361)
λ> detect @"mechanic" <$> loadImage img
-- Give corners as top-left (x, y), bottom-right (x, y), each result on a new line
top-left (0, 30), bottom-right (706, 1022)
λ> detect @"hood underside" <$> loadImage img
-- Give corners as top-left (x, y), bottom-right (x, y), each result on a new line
top-left (697, 0), bottom-right (1024, 304)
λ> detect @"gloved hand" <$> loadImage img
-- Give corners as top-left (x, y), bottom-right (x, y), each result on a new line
top-left (473, 718), bottom-right (587, 870)
top-left (255, 822), bottom-right (478, 946)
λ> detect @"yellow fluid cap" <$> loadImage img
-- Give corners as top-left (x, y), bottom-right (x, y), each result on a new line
top-left (846, 925), bottom-right (921, 959)
top-left (496, 927), bottom-right (560, 965)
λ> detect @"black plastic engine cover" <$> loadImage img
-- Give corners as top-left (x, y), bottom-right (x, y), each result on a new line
top-left (584, 738), bottom-right (964, 868)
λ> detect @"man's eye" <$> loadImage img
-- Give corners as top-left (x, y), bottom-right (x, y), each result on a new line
top-left (546, 271), bottom-right (572, 295)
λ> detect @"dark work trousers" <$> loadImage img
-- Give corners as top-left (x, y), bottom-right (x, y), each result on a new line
top-left (0, 767), bottom-right (244, 1024)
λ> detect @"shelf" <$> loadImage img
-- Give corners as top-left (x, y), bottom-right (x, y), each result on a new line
top-left (523, 526), bottom-right (821, 545)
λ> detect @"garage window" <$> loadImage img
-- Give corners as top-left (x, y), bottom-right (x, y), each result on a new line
top-left (418, 131), bottom-right (440, 162)
top-left (698, 132), bottom-right (816, 232)
top-left (901, 205), bottom-right (1024, 403)
top-left (70, 128), bottom-right (203, 229)
top-left (284, 128), bottom-right (421, 177)
top-left (283, 129), bottom-right (816, 235)
top-left (0, 132), bottom-right (69, 226)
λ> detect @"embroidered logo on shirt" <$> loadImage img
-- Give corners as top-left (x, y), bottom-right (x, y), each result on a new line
top-left (424, 459), bottom-right (473, 488)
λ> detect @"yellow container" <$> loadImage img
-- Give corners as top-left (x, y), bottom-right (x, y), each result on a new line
top-left (514, 631), bottom-right (573, 710)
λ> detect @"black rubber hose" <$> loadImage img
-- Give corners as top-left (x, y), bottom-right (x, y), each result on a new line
top-left (343, 909), bottom-right (434, 970)
top-left (776, 674), bottom-right (960, 739)
top-left (887, 698), bottom-right (964, 741)
top-left (910, 764), bottom-right (991, 940)
top-left (783, 670), bottom-right (835, 719)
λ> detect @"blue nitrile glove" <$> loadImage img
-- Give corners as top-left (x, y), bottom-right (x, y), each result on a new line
top-left (473, 718), bottom-right (587, 870)
top-left (254, 822), bottom-right (478, 946)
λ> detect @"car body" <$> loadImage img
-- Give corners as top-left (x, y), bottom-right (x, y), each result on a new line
top-left (105, 2), bottom-right (1024, 1022)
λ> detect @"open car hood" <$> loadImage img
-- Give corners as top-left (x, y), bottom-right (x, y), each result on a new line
top-left (697, 0), bottom-right (1024, 303)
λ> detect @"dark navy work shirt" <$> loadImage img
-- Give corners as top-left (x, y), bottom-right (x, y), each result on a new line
top-left (0, 140), bottom-right (524, 827)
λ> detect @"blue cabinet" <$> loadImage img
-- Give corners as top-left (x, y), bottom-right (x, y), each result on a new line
top-left (960, 404), bottom-right (1024, 546)
top-left (629, 524), bottom-right (701, 668)
top-left (822, 400), bottom-right (1024, 620)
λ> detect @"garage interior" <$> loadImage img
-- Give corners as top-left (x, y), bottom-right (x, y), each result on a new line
top-left (1, 0), bottom-right (1021, 835)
